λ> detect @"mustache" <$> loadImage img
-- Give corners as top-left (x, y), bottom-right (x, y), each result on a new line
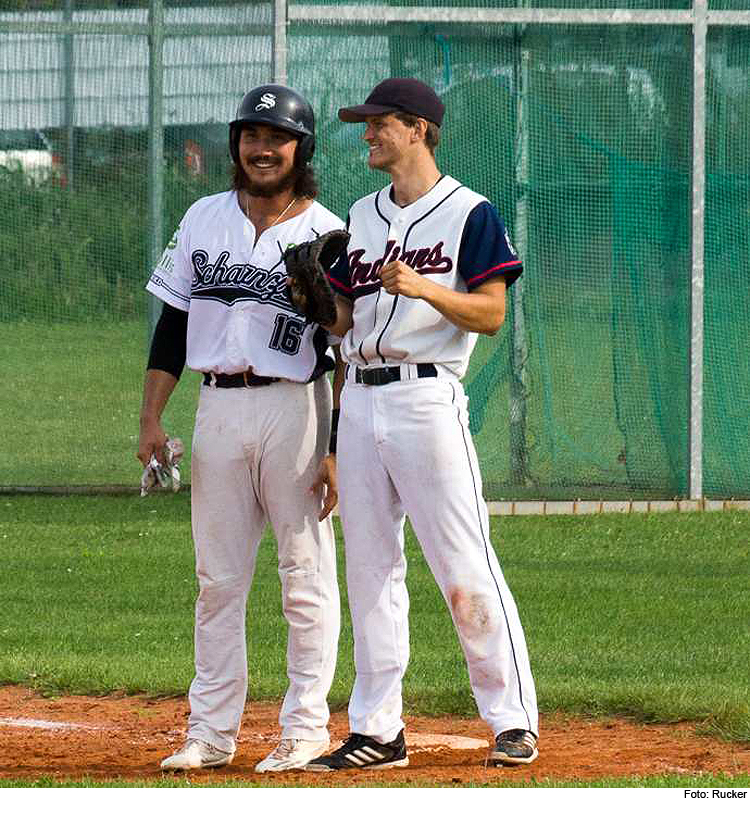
top-left (247, 156), bottom-right (281, 165)
top-left (233, 162), bottom-right (298, 199)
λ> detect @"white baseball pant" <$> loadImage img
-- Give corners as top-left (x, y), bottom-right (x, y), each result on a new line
top-left (186, 377), bottom-right (340, 754)
top-left (337, 370), bottom-right (538, 743)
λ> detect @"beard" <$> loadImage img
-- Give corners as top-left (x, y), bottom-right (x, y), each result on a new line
top-left (235, 161), bottom-right (298, 198)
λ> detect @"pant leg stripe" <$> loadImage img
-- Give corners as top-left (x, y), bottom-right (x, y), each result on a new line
top-left (449, 382), bottom-right (532, 732)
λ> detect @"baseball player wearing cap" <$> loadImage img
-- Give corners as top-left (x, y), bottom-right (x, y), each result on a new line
top-left (138, 84), bottom-right (342, 773)
top-left (306, 78), bottom-right (538, 772)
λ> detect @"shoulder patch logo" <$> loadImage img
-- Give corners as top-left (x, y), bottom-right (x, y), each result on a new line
top-left (504, 227), bottom-right (517, 258)
top-left (166, 227), bottom-right (180, 251)
top-left (255, 93), bottom-right (276, 111)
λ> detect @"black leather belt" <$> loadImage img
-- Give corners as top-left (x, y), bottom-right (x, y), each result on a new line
top-left (203, 371), bottom-right (278, 388)
top-left (355, 364), bottom-right (437, 386)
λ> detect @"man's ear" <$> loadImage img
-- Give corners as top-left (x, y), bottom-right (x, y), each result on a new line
top-left (411, 118), bottom-right (428, 144)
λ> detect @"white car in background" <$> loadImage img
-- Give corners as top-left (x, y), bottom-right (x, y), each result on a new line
top-left (0, 129), bottom-right (62, 183)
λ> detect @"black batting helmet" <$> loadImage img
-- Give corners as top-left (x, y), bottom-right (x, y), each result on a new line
top-left (229, 84), bottom-right (316, 166)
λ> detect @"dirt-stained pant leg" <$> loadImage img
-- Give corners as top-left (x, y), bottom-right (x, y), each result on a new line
top-left (259, 378), bottom-right (340, 742)
top-left (337, 381), bottom-right (409, 744)
top-left (187, 380), bottom-right (340, 754)
top-left (339, 376), bottom-right (538, 742)
top-left (188, 385), bottom-right (265, 754)
top-left (386, 379), bottom-right (538, 738)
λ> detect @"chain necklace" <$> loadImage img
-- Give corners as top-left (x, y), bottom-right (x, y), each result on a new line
top-left (243, 192), bottom-right (298, 229)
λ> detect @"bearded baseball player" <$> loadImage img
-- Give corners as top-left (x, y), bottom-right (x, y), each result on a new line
top-left (138, 84), bottom-right (343, 773)
top-left (302, 78), bottom-right (538, 771)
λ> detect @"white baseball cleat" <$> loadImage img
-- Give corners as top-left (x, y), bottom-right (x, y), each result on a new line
top-left (160, 738), bottom-right (234, 771)
top-left (254, 737), bottom-right (330, 773)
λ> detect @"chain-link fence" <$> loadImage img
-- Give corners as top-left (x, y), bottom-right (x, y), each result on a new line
top-left (1, 1), bottom-right (748, 499)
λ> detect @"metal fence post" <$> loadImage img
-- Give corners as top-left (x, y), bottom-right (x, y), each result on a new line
top-left (510, 18), bottom-right (531, 487)
top-left (690, 0), bottom-right (707, 499)
top-left (273, 0), bottom-right (288, 85)
top-left (147, 0), bottom-right (165, 340)
top-left (63, 0), bottom-right (75, 190)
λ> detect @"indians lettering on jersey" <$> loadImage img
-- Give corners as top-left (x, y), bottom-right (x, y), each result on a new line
top-left (348, 239), bottom-right (452, 291)
top-left (332, 175), bottom-right (518, 378)
top-left (190, 249), bottom-right (289, 309)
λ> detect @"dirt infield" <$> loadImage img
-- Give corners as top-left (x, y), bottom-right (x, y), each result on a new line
top-left (1, 686), bottom-right (748, 784)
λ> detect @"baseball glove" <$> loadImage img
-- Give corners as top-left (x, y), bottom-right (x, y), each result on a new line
top-left (284, 229), bottom-right (350, 325)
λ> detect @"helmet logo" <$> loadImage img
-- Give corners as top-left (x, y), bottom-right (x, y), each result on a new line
top-left (255, 93), bottom-right (276, 111)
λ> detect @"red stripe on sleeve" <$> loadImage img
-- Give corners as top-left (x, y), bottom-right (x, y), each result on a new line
top-left (467, 260), bottom-right (522, 286)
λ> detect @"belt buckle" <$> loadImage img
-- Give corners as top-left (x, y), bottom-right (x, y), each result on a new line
top-left (382, 367), bottom-right (401, 385)
top-left (364, 367), bottom-right (398, 386)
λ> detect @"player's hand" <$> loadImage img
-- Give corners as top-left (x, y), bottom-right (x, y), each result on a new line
top-left (138, 418), bottom-right (168, 467)
top-left (379, 260), bottom-right (426, 299)
top-left (311, 453), bottom-right (338, 521)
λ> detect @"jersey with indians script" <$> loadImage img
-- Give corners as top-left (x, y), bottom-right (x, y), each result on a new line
top-left (327, 175), bottom-right (522, 379)
top-left (146, 191), bottom-right (344, 381)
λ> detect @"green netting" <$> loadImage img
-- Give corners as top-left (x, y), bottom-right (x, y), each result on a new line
top-left (704, 27), bottom-right (750, 497)
top-left (1, 2), bottom-right (748, 499)
top-left (710, 1), bottom-right (750, 10)
top-left (298, 23), bottom-right (697, 498)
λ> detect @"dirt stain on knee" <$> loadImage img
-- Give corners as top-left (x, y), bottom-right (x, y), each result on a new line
top-left (450, 589), bottom-right (492, 637)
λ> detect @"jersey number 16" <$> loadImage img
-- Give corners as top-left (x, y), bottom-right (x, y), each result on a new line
top-left (269, 313), bottom-right (305, 355)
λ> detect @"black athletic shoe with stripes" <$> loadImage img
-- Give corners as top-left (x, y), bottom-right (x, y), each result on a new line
top-left (304, 730), bottom-right (409, 772)
top-left (489, 729), bottom-right (538, 766)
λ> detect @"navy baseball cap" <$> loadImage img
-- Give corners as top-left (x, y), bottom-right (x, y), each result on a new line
top-left (338, 78), bottom-right (445, 127)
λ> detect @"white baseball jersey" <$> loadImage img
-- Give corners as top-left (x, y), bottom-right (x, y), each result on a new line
top-left (328, 174), bottom-right (522, 379)
top-left (146, 191), bottom-right (345, 382)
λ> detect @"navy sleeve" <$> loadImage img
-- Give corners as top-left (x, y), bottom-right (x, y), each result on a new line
top-left (147, 302), bottom-right (188, 379)
top-left (458, 202), bottom-right (523, 291)
top-left (326, 213), bottom-right (353, 300)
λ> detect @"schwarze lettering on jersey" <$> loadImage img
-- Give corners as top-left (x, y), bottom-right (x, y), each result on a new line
top-left (190, 250), bottom-right (289, 308)
top-left (348, 240), bottom-right (452, 293)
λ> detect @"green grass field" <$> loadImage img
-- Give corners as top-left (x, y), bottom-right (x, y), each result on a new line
top-left (1, 496), bottom-right (749, 788)
top-left (2, 315), bottom-right (748, 499)
top-left (0, 321), bottom-right (202, 488)
top-left (0, 772), bottom-right (746, 789)
top-left (0, 319), bottom-right (707, 499)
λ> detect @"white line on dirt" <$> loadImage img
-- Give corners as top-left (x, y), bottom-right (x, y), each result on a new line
top-left (0, 717), bottom-right (101, 732)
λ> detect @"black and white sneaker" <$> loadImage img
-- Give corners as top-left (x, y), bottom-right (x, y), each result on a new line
top-left (304, 730), bottom-right (409, 772)
top-left (489, 729), bottom-right (538, 766)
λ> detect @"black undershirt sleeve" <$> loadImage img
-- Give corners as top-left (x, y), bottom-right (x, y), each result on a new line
top-left (147, 302), bottom-right (188, 380)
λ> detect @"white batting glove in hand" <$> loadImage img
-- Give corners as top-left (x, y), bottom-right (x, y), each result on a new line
top-left (140, 437), bottom-right (184, 497)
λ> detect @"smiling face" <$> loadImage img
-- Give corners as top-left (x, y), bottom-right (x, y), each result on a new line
top-left (237, 123), bottom-right (299, 197)
top-left (362, 113), bottom-right (419, 172)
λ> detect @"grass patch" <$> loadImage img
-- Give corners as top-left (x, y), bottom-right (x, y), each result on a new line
top-left (0, 322), bottom-right (201, 487)
top-left (1, 496), bottom-right (749, 743)
top-left (2, 315), bottom-right (747, 499)
top-left (0, 772), bottom-right (748, 788)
